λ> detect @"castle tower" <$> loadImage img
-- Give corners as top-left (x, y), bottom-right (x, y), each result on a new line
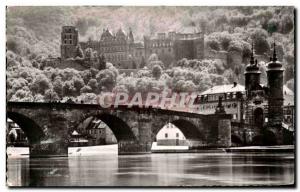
top-left (244, 43), bottom-right (261, 98)
top-left (61, 26), bottom-right (79, 59)
top-left (128, 27), bottom-right (134, 44)
top-left (267, 42), bottom-right (284, 128)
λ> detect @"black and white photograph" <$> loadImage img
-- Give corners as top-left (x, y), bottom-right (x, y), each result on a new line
top-left (4, 4), bottom-right (296, 187)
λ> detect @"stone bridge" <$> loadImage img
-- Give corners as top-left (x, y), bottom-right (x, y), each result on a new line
top-left (7, 102), bottom-right (232, 157)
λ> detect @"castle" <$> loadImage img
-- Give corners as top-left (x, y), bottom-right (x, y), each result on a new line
top-left (60, 26), bottom-right (205, 69)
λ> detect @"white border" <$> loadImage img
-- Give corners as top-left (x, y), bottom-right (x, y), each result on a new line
top-left (1, 0), bottom-right (299, 191)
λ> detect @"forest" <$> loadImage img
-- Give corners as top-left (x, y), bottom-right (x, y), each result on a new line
top-left (6, 6), bottom-right (294, 102)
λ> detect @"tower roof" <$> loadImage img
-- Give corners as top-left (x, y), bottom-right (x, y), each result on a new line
top-left (100, 28), bottom-right (113, 41)
top-left (116, 28), bottom-right (126, 37)
top-left (245, 42), bottom-right (260, 74)
top-left (267, 42), bottom-right (283, 71)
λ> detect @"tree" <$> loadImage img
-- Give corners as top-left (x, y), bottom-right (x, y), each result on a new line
top-left (30, 74), bottom-right (51, 95)
top-left (228, 40), bottom-right (243, 53)
top-left (87, 79), bottom-right (99, 93)
top-left (53, 77), bottom-right (63, 98)
top-left (147, 53), bottom-right (164, 69)
top-left (75, 45), bottom-right (84, 59)
top-left (77, 93), bottom-right (98, 104)
top-left (84, 48), bottom-right (94, 60)
top-left (140, 56), bottom-right (146, 69)
top-left (44, 89), bottom-right (59, 102)
top-left (206, 37), bottom-right (220, 51)
top-left (251, 29), bottom-right (270, 55)
top-left (147, 53), bottom-right (159, 63)
top-left (80, 85), bottom-right (93, 94)
top-left (11, 89), bottom-right (33, 102)
top-left (72, 76), bottom-right (85, 93)
top-left (98, 54), bottom-right (106, 70)
top-left (152, 64), bottom-right (162, 80)
top-left (281, 15), bottom-right (294, 34)
top-left (63, 80), bottom-right (77, 97)
top-left (96, 69), bottom-right (117, 92)
top-left (267, 18), bottom-right (279, 34)
top-left (286, 79), bottom-right (294, 91)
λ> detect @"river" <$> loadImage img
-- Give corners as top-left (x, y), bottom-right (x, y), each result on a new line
top-left (6, 147), bottom-right (294, 187)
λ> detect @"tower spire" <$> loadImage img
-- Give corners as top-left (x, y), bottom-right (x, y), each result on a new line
top-left (250, 41), bottom-right (255, 65)
top-left (272, 41), bottom-right (277, 62)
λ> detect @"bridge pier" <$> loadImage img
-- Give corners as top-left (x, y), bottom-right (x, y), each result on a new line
top-left (30, 140), bottom-right (68, 158)
top-left (118, 140), bottom-right (152, 155)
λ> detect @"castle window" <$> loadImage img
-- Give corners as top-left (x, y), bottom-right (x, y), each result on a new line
top-left (176, 133), bottom-right (179, 138)
top-left (165, 133), bottom-right (168, 138)
top-left (233, 103), bottom-right (237, 108)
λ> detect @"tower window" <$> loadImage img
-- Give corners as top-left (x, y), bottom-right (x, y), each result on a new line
top-left (233, 114), bottom-right (237, 120)
top-left (176, 133), bottom-right (179, 138)
top-left (165, 133), bottom-right (168, 138)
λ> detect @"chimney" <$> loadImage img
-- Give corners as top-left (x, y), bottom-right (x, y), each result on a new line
top-left (233, 82), bottom-right (237, 87)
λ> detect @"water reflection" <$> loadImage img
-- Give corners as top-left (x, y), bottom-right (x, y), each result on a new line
top-left (7, 153), bottom-right (294, 187)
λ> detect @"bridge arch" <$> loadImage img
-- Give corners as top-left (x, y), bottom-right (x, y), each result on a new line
top-left (7, 112), bottom-right (45, 144)
top-left (76, 113), bottom-right (136, 142)
top-left (153, 119), bottom-right (203, 141)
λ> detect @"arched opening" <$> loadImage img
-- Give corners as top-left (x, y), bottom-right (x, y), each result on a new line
top-left (7, 118), bottom-right (29, 147)
top-left (7, 112), bottom-right (44, 157)
top-left (69, 113), bottom-right (136, 154)
top-left (153, 119), bottom-right (203, 150)
top-left (253, 108), bottom-right (264, 129)
top-left (7, 112), bottom-right (44, 144)
top-left (155, 123), bottom-right (188, 146)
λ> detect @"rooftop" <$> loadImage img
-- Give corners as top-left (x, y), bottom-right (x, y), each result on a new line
top-left (200, 83), bottom-right (245, 95)
top-left (176, 26), bottom-right (201, 34)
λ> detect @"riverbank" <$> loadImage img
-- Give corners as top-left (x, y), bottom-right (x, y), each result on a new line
top-left (6, 144), bottom-right (294, 157)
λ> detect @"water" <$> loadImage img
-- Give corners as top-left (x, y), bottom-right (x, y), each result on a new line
top-left (7, 151), bottom-right (294, 187)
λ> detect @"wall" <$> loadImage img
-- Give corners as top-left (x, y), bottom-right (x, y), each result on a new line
top-left (204, 49), bottom-right (228, 67)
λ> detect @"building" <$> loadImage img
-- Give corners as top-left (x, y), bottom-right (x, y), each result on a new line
top-left (86, 119), bottom-right (107, 145)
top-left (195, 82), bottom-right (245, 122)
top-left (75, 117), bottom-right (117, 146)
top-left (195, 43), bottom-right (294, 145)
top-left (156, 123), bottom-right (187, 146)
top-left (173, 26), bottom-right (205, 61)
top-left (144, 26), bottom-right (204, 64)
top-left (283, 92), bottom-right (294, 131)
top-left (61, 26), bottom-right (79, 59)
top-left (61, 26), bottom-right (145, 69)
top-left (61, 25), bottom-right (205, 71)
top-left (6, 119), bottom-right (28, 147)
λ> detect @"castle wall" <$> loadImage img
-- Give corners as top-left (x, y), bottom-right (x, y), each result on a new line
top-left (204, 49), bottom-right (228, 66)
